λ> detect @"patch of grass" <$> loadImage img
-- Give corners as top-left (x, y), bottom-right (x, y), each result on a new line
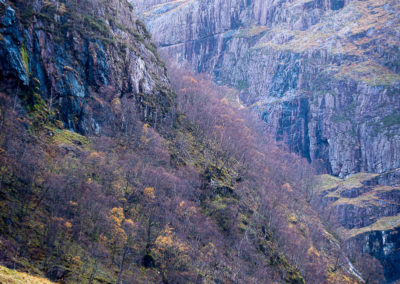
top-left (82, 14), bottom-right (111, 38)
top-left (21, 44), bottom-right (29, 73)
top-left (341, 172), bottom-right (379, 188)
top-left (251, 0), bottom-right (400, 65)
top-left (314, 172), bottom-right (380, 200)
top-left (235, 25), bottom-right (268, 38)
top-left (343, 214), bottom-right (400, 239)
top-left (332, 186), bottom-right (399, 207)
top-left (334, 61), bottom-right (400, 86)
top-left (253, 28), bottom-right (329, 53)
top-left (315, 174), bottom-right (341, 191)
top-left (52, 128), bottom-right (89, 147)
top-left (144, 42), bottom-right (165, 65)
top-left (95, 35), bottom-right (117, 47)
top-left (132, 29), bottom-right (144, 42)
top-left (0, 265), bottom-right (53, 284)
top-left (136, 20), bottom-right (152, 39)
top-left (204, 163), bottom-right (237, 191)
top-left (348, 0), bottom-right (392, 36)
top-left (19, 90), bottom-right (54, 126)
top-left (317, 172), bottom-right (378, 190)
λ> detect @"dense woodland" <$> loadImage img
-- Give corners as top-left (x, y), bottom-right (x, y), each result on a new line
top-left (0, 0), bottom-right (386, 283)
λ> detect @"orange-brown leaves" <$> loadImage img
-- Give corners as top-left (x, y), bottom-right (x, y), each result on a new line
top-left (143, 187), bottom-right (155, 200)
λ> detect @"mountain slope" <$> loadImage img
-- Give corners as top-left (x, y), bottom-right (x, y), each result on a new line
top-left (0, 0), bottom-right (368, 283)
top-left (135, 0), bottom-right (400, 282)
top-left (0, 265), bottom-right (54, 284)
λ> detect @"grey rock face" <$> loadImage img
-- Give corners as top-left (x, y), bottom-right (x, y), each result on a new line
top-left (0, 5), bottom-right (29, 85)
top-left (314, 173), bottom-right (400, 281)
top-left (0, 0), bottom-right (173, 134)
top-left (136, 0), bottom-right (400, 177)
top-left (347, 228), bottom-right (400, 282)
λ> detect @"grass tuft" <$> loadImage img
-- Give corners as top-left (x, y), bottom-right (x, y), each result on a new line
top-left (0, 265), bottom-right (54, 284)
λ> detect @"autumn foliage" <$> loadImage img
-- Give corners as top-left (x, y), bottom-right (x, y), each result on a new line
top-left (0, 61), bottom-right (373, 283)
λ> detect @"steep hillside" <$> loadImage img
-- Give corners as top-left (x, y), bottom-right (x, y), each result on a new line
top-left (137, 0), bottom-right (400, 178)
top-left (0, 0), bottom-right (370, 283)
top-left (0, 265), bottom-right (54, 284)
top-left (135, 0), bottom-right (400, 281)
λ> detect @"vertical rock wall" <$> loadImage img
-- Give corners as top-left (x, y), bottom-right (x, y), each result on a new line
top-left (136, 0), bottom-right (400, 177)
top-left (0, 0), bottom-right (174, 134)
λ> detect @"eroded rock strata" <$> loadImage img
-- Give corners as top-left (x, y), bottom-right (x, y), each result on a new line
top-left (136, 0), bottom-right (400, 178)
top-left (315, 172), bottom-right (400, 281)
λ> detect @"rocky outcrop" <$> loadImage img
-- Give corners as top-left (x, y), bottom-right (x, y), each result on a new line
top-left (315, 173), bottom-right (400, 281)
top-left (135, 0), bottom-right (400, 178)
top-left (347, 227), bottom-right (400, 283)
top-left (0, 0), bottom-right (174, 135)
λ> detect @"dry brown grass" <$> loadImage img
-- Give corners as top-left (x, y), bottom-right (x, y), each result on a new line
top-left (342, 214), bottom-right (400, 239)
top-left (0, 266), bottom-right (54, 284)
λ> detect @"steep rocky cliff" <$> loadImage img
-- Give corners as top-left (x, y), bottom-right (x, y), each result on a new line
top-left (135, 0), bottom-right (400, 281)
top-left (136, 0), bottom-right (400, 178)
top-left (0, 0), bottom-right (174, 135)
top-left (315, 172), bottom-right (400, 282)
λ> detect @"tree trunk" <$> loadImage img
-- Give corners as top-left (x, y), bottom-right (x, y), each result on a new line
top-left (88, 259), bottom-right (98, 284)
top-left (116, 246), bottom-right (128, 284)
